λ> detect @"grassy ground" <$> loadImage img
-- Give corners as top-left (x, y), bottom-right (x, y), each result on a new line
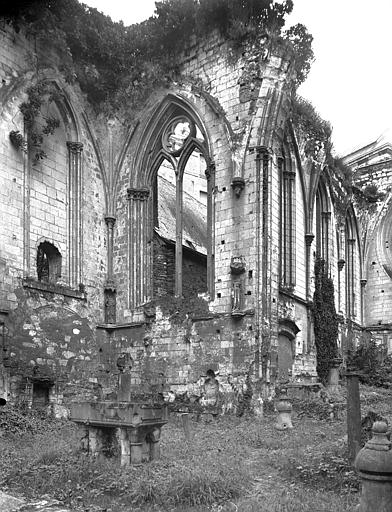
top-left (1, 385), bottom-right (391, 512)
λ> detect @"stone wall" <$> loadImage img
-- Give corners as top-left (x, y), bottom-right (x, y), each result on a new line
top-left (0, 23), bottom-right (107, 405)
top-left (0, 20), bottom-right (364, 410)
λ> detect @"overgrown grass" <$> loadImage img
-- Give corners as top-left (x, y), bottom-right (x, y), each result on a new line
top-left (1, 389), bottom-right (384, 511)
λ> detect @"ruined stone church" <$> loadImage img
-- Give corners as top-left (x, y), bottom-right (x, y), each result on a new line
top-left (0, 4), bottom-right (388, 412)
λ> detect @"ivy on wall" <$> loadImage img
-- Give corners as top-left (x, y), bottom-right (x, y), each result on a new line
top-left (313, 257), bottom-right (339, 385)
top-left (4, 0), bottom-right (314, 114)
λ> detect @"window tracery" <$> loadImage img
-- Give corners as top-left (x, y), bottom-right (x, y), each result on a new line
top-left (128, 98), bottom-right (215, 308)
top-left (279, 148), bottom-right (296, 289)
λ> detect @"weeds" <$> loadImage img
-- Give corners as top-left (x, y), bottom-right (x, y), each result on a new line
top-left (0, 392), bottom-right (372, 511)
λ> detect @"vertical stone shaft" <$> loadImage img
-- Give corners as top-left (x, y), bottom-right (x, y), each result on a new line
top-left (105, 216), bottom-right (116, 281)
top-left (127, 188), bottom-right (150, 307)
top-left (67, 141), bottom-right (83, 288)
top-left (347, 370), bottom-right (362, 463)
top-left (175, 172), bottom-right (183, 297)
top-left (205, 160), bottom-right (215, 296)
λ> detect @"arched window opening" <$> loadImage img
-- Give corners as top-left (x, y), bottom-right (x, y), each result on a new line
top-left (315, 179), bottom-right (330, 265)
top-left (182, 149), bottom-right (208, 298)
top-left (129, 98), bottom-right (216, 308)
top-left (153, 145), bottom-right (208, 298)
top-left (153, 160), bottom-right (177, 297)
top-left (345, 213), bottom-right (357, 318)
top-left (148, 110), bottom-right (212, 300)
top-left (279, 148), bottom-right (296, 290)
top-left (37, 242), bottom-right (62, 283)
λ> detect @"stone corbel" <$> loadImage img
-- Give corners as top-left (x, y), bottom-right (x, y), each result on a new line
top-left (231, 176), bottom-right (245, 198)
top-left (230, 256), bottom-right (246, 275)
top-left (338, 259), bottom-right (346, 271)
top-left (305, 233), bottom-right (315, 247)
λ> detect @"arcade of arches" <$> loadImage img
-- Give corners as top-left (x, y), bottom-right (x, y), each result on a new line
top-left (0, 20), bottom-right (390, 411)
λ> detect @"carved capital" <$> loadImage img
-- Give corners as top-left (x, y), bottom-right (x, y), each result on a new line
top-left (305, 233), bottom-right (314, 247)
top-left (254, 145), bottom-right (270, 162)
top-left (205, 160), bottom-right (215, 181)
top-left (360, 278), bottom-right (367, 288)
top-left (347, 238), bottom-right (356, 246)
top-left (104, 279), bottom-right (116, 292)
top-left (283, 170), bottom-right (296, 179)
top-left (127, 188), bottom-right (150, 201)
top-left (67, 141), bottom-right (83, 153)
top-left (338, 258), bottom-right (346, 271)
top-left (104, 215), bottom-right (116, 228)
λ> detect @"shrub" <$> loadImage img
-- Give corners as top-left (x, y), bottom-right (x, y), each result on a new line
top-left (313, 258), bottom-right (339, 385)
top-left (347, 333), bottom-right (392, 388)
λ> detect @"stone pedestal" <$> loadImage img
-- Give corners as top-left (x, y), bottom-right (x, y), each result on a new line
top-left (275, 388), bottom-right (293, 430)
top-left (355, 421), bottom-right (392, 512)
top-left (70, 401), bottom-right (168, 465)
top-left (326, 358), bottom-right (342, 394)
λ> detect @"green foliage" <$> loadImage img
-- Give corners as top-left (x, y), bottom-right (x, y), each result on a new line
top-left (352, 183), bottom-right (385, 207)
top-left (313, 258), bottom-right (339, 385)
top-left (19, 82), bottom-right (61, 161)
top-left (328, 155), bottom-right (353, 190)
top-left (9, 130), bottom-right (28, 153)
top-left (347, 332), bottom-right (392, 388)
top-left (288, 451), bottom-right (358, 493)
top-left (0, 410), bottom-right (363, 511)
top-left (5, 0), bottom-right (313, 113)
top-left (0, 402), bottom-right (58, 435)
top-left (292, 95), bottom-right (332, 157)
top-left (284, 23), bottom-right (314, 85)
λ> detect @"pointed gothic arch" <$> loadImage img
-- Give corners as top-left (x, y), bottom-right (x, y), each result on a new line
top-left (345, 206), bottom-right (361, 319)
top-left (127, 94), bottom-right (216, 307)
top-left (314, 175), bottom-right (331, 265)
top-left (22, 78), bottom-right (84, 289)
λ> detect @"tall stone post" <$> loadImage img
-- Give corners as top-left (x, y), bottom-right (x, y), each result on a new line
top-left (67, 141), bottom-right (83, 288)
top-left (274, 387), bottom-right (293, 430)
top-left (129, 429), bottom-right (144, 465)
top-left (119, 428), bottom-right (131, 466)
top-left (355, 421), bottom-right (392, 512)
top-left (346, 367), bottom-right (362, 463)
top-left (104, 215), bottom-right (116, 324)
top-left (148, 427), bottom-right (162, 460)
top-left (304, 233), bottom-right (314, 354)
top-left (327, 357), bottom-right (342, 394)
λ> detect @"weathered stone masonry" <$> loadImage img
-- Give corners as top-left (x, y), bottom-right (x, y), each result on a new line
top-left (0, 21), bottom-right (366, 410)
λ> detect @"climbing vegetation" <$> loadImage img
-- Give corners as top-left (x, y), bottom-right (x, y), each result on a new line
top-left (313, 257), bottom-right (339, 385)
top-left (4, 0), bottom-right (314, 114)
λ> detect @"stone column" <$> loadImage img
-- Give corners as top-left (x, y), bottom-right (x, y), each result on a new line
top-left (327, 357), bottom-right (342, 394)
top-left (67, 141), bottom-right (83, 288)
top-left (256, 146), bottom-right (272, 380)
top-left (88, 426), bottom-right (103, 457)
top-left (346, 238), bottom-right (356, 317)
top-left (346, 367), bottom-right (362, 463)
top-left (104, 215), bottom-right (116, 324)
top-left (355, 421), bottom-right (392, 512)
top-left (148, 427), bottom-right (162, 460)
top-left (175, 172), bottom-right (183, 297)
top-left (129, 429), bottom-right (144, 465)
top-left (205, 160), bottom-right (215, 296)
top-left (304, 233), bottom-right (314, 353)
top-left (360, 278), bottom-right (367, 325)
top-left (127, 188), bottom-right (150, 307)
top-left (119, 428), bottom-right (131, 466)
top-left (321, 211), bottom-right (331, 265)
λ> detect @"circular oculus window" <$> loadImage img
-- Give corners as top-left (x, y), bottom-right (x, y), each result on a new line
top-left (162, 117), bottom-right (196, 155)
